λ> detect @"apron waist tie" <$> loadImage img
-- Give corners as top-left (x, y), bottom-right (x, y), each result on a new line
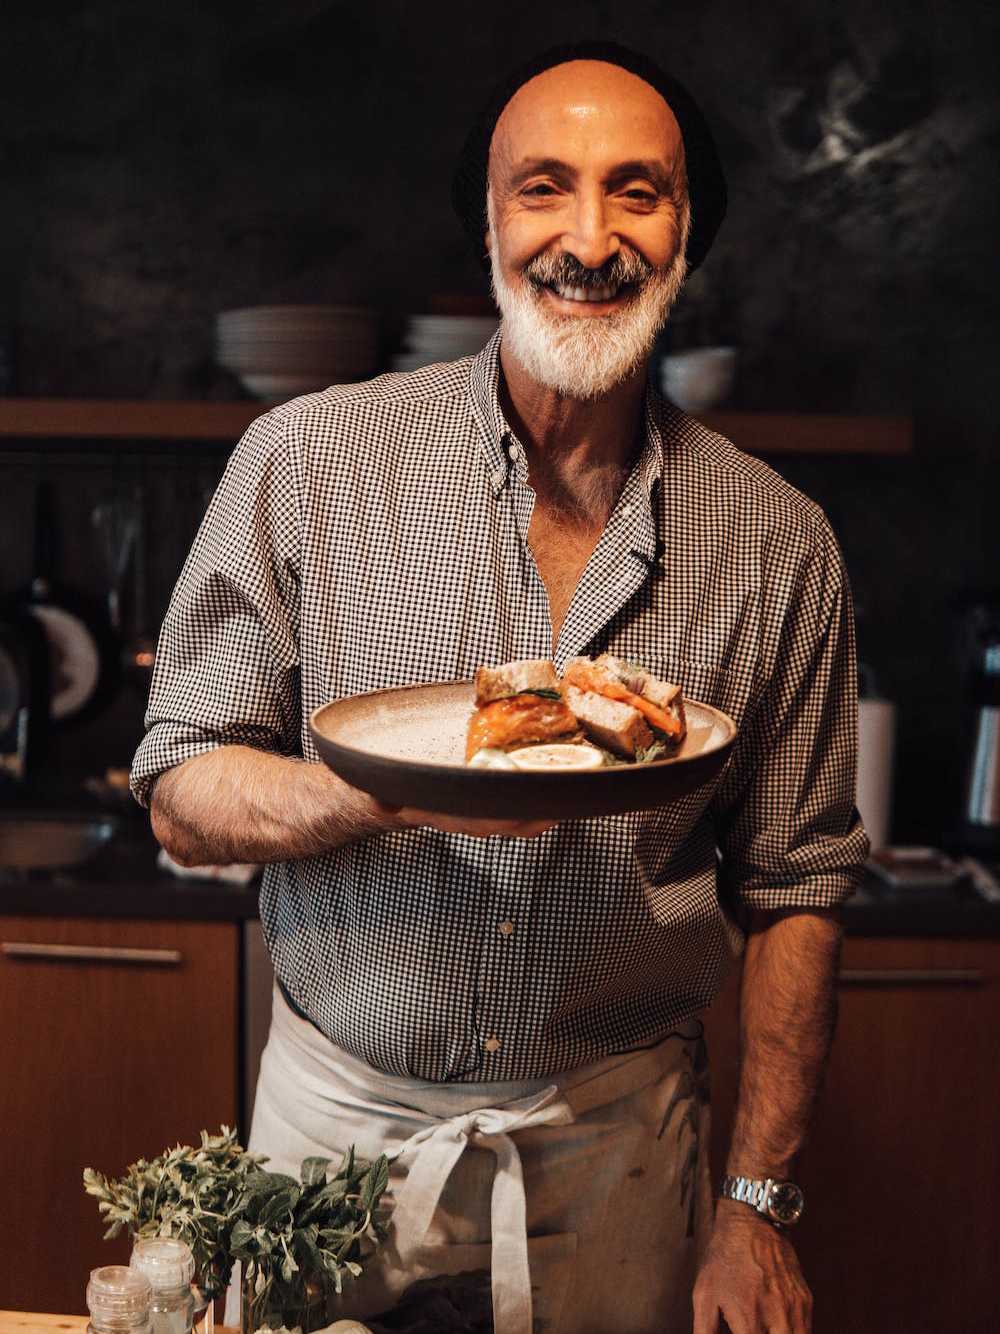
top-left (387, 1084), bottom-right (576, 1334)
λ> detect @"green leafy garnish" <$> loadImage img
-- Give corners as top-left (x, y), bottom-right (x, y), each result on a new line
top-left (513, 688), bottom-right (562, 700)
top-left (635, 740), bottom-right (671, 763)
top-left (600, 740), bottom-right (671, 766)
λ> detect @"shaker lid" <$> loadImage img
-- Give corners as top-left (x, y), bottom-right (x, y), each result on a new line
top-left (130, 1236), bottom-right (196, 1290)
top-left (87, 1265), bottom-right (152, 1328)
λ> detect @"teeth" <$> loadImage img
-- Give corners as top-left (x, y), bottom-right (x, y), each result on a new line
top-left (552, 282), bottom-right (620, 302)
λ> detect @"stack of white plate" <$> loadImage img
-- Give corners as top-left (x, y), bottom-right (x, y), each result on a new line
top-left (216, 306), bottom-right (378, 399)
top-left (391, 314), bottom-right (499, 372)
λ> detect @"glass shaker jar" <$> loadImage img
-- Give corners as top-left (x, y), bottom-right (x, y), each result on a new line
top-left (87, 1265), bottom-right (152, 1334)
top-left (129, 1237), bottom-right (198, 1334)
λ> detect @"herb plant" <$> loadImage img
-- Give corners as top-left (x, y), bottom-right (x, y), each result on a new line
top-left (83, 1126), bottom-right (265, 1301)
top-left (83, 1125), bottom-right (391, 1330)
top-left (233, 1146), bottom-right (391, 1332)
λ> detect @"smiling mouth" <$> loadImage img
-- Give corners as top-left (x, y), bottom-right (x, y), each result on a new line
top-left (539, 280), bottom-right (634, 304)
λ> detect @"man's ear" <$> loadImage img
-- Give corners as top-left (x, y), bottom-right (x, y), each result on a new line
top-left (484, 230), bottom-right (492, 256)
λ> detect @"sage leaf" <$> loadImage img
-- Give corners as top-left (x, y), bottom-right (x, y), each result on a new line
top-left (360, 1155), bottom-right (390, 1211)
top-left (300, 1157), bottom-right (331, 1186)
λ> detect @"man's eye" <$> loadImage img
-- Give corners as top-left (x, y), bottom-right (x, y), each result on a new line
top-left (623, 188), bottom-right (658, 204)
top-left (523, 183), bottom-right (557, 197)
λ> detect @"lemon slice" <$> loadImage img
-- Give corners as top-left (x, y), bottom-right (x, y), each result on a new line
top-left (509, 743), bottom-right (604, 771)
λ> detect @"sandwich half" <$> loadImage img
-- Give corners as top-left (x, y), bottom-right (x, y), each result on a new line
top-left (465, 658), bottom-right (582, 760)
top-left (562, 654), bottom-right (686, 758)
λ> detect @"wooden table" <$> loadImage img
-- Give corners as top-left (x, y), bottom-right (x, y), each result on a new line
top-left (0, 1316), bottom-right (237, 1334)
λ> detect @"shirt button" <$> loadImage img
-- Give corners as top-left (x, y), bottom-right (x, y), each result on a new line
top-left (498, 921), bottom-right (515, 936)
top-left (484, 1037), bottom-right (502, 1053)
top-left (621, 502), bottom-right (633, 516)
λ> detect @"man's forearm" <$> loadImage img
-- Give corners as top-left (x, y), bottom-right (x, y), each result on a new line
top-left (727, 906), bottom-right (843, 1179)
top-left (150, 745), bottom-right (402, 866)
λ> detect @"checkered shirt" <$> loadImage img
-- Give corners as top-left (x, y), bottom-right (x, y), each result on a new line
top-left (132, 331), bottom-right (869, 1082)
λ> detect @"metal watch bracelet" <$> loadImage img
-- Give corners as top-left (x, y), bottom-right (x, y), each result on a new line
top-left (718, 1174), bottom-right (805, 1228)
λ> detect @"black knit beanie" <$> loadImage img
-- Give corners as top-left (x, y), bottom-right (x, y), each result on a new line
top-left (451, 39), bottom-right (727, 275)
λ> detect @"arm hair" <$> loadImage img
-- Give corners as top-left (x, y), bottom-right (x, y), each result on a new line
top-left (726, 906), bottom-right (843, 1179)
top-left (149, 745), bottom-right (403, 866)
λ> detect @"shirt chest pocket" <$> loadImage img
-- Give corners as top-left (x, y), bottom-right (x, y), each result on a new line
top-left (623, 654), bottom-right (751, 731)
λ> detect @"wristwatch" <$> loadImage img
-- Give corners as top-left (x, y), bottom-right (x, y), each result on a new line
top-left (718, 1174), bottom-right (805, 1228)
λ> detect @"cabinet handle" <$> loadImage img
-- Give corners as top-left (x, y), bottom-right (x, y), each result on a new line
top-left (839, 968), bottom-right (985, 986)
top-left (1, 941), bottom-right (183, 966)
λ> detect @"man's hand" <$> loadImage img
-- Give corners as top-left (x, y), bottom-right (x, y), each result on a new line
top-left (374, 800), bottom-right (556, 839)
top-left (693, 1203), bottom-right (812, 1334)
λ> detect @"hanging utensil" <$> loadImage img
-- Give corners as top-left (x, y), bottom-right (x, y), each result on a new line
top-left (122, 482), bottom-right (156, 690)
top-left (91, 487), bottom-right (139, 634)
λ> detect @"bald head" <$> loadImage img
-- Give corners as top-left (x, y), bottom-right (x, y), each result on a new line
top-left (489, 60), bottom-right (686, 211)
top-left (451, 40), bottom-right (726, 274)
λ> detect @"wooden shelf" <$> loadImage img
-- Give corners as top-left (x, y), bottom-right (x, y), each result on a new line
top-left (0, 398), bottom-right (912, 454)
top-left (699, 411), bottom-right (911, 455)
top-left (0, 398), bottom-right (261, 441)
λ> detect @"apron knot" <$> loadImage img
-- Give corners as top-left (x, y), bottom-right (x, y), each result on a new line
top-left (386, 1084), bottom-right (574, 1334)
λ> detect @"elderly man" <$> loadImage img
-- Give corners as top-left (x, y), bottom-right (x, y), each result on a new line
top-left (135, 40), bottom-right (867, 1334)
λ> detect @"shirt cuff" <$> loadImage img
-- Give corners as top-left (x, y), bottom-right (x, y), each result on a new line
top-left (737, 867), bottom-right (863, 912)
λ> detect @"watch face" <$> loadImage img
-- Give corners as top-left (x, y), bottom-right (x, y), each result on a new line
top-left (766, 1181), bottom-right (805, 1226)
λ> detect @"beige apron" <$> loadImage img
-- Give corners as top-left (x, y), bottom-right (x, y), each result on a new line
top-left (230, 983), bottom-right (712, 1334)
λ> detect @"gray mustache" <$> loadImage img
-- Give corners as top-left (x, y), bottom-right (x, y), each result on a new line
top-left (523, 250), bottom-right (653, 289)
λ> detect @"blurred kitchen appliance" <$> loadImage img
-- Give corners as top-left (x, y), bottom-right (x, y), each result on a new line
top-left (0, 611), bottom-right (49, 784)
top-left (243, 919), bottom-right (274, 1130)
top-left (857, 666), bottom-right (896, 851)
top-left (0, 620), bottom-right (30, 782)
top-left (4, 481), bottom-right (119, 726)
top-left (961, 603), bottom-right (1000, 851)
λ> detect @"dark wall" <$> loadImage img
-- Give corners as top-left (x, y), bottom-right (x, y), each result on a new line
top-left (2, 0), bottom-right (997, 842)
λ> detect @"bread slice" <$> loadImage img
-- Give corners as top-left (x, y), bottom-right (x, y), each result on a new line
top-left (475, 658), bottom-right (561, 705)
top-left (565, 685), bottom-right (653, 759)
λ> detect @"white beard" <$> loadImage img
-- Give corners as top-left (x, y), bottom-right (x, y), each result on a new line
top-left (489, 202), bottom-right (690, 401)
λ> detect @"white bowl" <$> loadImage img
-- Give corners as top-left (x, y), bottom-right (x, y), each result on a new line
top-left (238, 371), bottom-right (368, 399)
top-left (659, 346), bottom-right (737, 413)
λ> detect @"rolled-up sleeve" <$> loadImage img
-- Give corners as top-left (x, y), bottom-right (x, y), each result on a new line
top-left (711, 518), bottom-right (870, 911)
top-left (130, 411), bottom-right (302, 807)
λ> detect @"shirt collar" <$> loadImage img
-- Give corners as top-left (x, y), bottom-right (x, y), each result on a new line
top-left (467, 327), bottom-right (664, 507)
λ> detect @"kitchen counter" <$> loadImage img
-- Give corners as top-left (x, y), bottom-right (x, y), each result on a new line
top-left (0, 815), bottom-right (259, 921)
top-left (2, 812), bottom-right (998, 935)
top-left (839, 876), bottom-right (1000, 936)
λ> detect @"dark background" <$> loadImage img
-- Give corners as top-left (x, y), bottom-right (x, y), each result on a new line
top-left (1, 0), bottom-right (997, 843)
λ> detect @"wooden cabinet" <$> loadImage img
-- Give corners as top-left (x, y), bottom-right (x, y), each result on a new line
top-left (0, 915), bottom-right (239, 1316)
top-left (703, 935), bottom-right (1000, 1334)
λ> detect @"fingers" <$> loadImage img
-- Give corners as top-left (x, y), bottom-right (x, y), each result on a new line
top-left (691, 1289), bottom-right (720, 1334)
top-left (401, 808), bottom-right (557, 838)
top-left (370, 797), bottom-right (556, 838)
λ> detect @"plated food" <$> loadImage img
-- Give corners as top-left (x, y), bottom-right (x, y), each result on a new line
top-left (466, 654), bottom-right (686, 770)
top-left (308, 674), bottom-right (736, 820)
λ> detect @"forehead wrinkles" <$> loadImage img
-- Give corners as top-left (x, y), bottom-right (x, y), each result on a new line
top-left (488, 60), bottom-right (686, 189)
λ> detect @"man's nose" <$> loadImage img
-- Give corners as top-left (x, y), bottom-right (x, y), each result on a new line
top-left (562, 190), bottom-right (620, 271)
